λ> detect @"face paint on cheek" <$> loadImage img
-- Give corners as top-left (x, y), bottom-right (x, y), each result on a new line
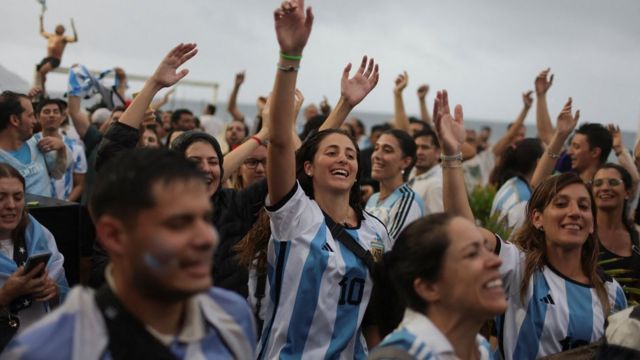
top-left (142, 236), bottom-right (180, 274)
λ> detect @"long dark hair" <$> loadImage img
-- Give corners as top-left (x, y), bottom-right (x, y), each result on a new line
top-left (0, 164), bottom-right (28, 249)
top-left (371, 213), bottom-right (454, 337)
top-left (595, 163), bottom-right (634, 232)
top-left (511, 173), bottom-right (610, 314)
top-left (490, 138), bottom-right (543, 188)
top-left (295, 129), bottom-right (362, 212)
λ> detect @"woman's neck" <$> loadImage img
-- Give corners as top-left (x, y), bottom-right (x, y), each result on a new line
top-left (378, 175), bottom-right (404, 201)
top-left (546, 244), bottom-right (589, 283)
top-left (427, 307), bottom-right (482, 360)
top-left (597, 206), bottom-right (625, 231)
top-left (314, 188), bottom-right (355, 226)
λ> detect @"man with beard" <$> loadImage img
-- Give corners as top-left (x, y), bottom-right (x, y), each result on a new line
top-left (408, 129), bottom-right (443, 214)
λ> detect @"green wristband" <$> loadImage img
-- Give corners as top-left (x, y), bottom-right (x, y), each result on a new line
top-left (280, 52), bottom-right (303, 61)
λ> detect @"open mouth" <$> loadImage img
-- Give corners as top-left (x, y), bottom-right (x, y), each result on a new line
top-left (484, 277), bottom-right (503, 290)
top-left (330, 169), bottom-right (349, 178)
top-left (561, 223), bottom-right (582, 231)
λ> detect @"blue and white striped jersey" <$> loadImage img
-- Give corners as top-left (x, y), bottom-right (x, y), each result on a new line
top-left (496, 238), bottom-right (628, 360)
top-left (258, 183), bottom-right (392, 359)
top-left (376, 308), bottom-right (493, 360)
top-left (54, 136), bottom-right (87, 200)
top-left (366, 183), bottom-right (424, 243)
top-left (491, 176), bottom-right (532, 231)
top-left (5, 286), bottom-right (256, 359)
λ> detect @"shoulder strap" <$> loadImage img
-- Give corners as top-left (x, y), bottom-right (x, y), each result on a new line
top-left (324, 213), bottom-right (375, 274)
top-left (94, 285), bottom-right (177, 360)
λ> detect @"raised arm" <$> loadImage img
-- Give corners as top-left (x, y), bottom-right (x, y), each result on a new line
top-left (435, 90), bottom-right (498, 249)
top-left (223, 98), bottom-right (272, 182)
top-left (228, 71), bottom-right (246, 122)
top-left (535, 68), bottom-right (554, 145)
top-left (39, 14), bottom-right (50, 38)
top-left (492, 91), bottom-right (533, 157)
top-left (417, 84), bottom-right (432, 126)
top-left (118, 43), bottom-right (197, 130)
top-left (267, 0), bottom-right (313, 204)
top-left (319, 56), bottom-right (379, 131)
top-left (151, 88), bottom-right (174, 110)
top-left (433, 90), bottom-right (474, 222)
top-left (530, 98), bottom-right (579, 189)
top-left (66, 18), bottom-right (78, 42)
top-left (392, 71), bottom-right (410, 132)
top-left (610, 124), bottom-right (640, 194)
top-left (68, 95), bottom-right (90, 138)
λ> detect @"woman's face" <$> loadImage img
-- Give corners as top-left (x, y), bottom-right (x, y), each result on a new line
top-left (371, 134), bottom-right (409, 182)
top-left (0, 177), bottom-right (24, 237)
top-left (239, 145), bottom-right (267, 188)
top-left (140, 129), bottom-right (160, 148)
top-left (533, 183), bottom-right (594, 250)
top-left (185, 142), bottom-right (221, 197)
top-left (305, 133), bottom-right (358, 195)
top-left (429, 217), bottom-right (506, 319)
top-left (593, 168), bottom-right (629, 212)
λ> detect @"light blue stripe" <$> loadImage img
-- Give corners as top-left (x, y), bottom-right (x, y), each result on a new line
top-left (326, 229), bottom-right (368, 359)
top-left (7, 312), bottom-right (75, 358)
top-left (199, 324), bottom-right (232, 359)
top-left (257, 240), bottom-right (291, 360)
top-left (513, 177), bottom-right (532, 202)
top-left (280, 227), bottom-right (330, 359)
top-left (565, 281), bottom-right (593, 348)
top-left (378, 328), bottom-right (417, 352)
top-left (512, 272), bottom-right (549, 359)
top-left (614, 285), bottom-right (628, 311)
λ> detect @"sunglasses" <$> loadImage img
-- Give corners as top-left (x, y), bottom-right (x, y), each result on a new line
top-left (592, 178), bottom-right (623, 187)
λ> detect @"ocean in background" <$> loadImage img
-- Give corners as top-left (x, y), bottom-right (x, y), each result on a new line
top-left (171, 98), bottom-right (639, 150)
top-left (58, 92), bottom-right (638, 150)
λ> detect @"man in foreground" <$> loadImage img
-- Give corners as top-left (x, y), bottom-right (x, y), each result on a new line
top-left (5, 148), bottom-right (256, 359)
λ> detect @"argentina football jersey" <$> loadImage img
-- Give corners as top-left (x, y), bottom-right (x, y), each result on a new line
top-left (495, 237), bottom-right (627, 359)
top-left (258, 183), bottom-right (391, 359)
top-left (491, 176), bottom-right (532, 230)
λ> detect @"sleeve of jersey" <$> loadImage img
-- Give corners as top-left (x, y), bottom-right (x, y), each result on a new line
top-left (72, 143), bottom-right (88, 173)
top-left (387, 192), bottom-right (424, 242)
top-left (265, 182), bottom-right (319, 242)
top-left (495, 234), bottom-right (525, 296)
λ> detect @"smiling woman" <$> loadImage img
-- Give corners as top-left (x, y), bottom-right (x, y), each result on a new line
top-left (0, 163), bottom-right (68, 349)
top-left (370, 213), bottom-right (504, 360)
top-left (434, 89), bottom-right (628, 359)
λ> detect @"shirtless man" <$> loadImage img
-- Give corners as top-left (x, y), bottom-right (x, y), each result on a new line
top-left (36, 11), bottom-right (78, 90)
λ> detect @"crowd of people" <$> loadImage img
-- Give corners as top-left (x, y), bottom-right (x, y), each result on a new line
top-left (1, 0), bottom-right (640, 359)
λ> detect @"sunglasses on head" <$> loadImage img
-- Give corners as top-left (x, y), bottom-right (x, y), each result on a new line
top-left (592, 178), bottom-right (623, 187)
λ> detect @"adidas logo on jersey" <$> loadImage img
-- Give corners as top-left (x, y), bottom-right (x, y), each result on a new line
top-left (322, 243), bottom-right (334, 252)
top-left (540, 294), bottom-right (555, 305)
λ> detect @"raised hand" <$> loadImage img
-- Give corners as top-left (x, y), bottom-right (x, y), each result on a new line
top-left (556, 98), bottom-right (579, 137)
top-left (608, 124), bottom-right (623, 150)
top-left (433, 90), bottom-right (466, 155)
top-left (535, 68), bottom-right (554, 96)
top-left (274, 0), bottom-right (314, 56)
top-left (234, 71), bottom-right (245, 87)
top-left (394, 71), bottom-right (408, 94)
top-left (341, 56), bottom-right (379, 108)
top-left (149, 43), bottom-right (198, 88)
top-left (523, 90), bottom-right (534, 109)
top-left (320, 96), bottom-right (331, 115)
top-left (417, 84), bottom-right (429, 99)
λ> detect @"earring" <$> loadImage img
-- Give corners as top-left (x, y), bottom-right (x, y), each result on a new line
top-left (537, 225), bottom-right (544, 231)
top-left (401, 169), bottom-right (405, 175)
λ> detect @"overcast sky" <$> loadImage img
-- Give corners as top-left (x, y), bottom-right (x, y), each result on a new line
top-left (3, 0), bottom-right (640, 131)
